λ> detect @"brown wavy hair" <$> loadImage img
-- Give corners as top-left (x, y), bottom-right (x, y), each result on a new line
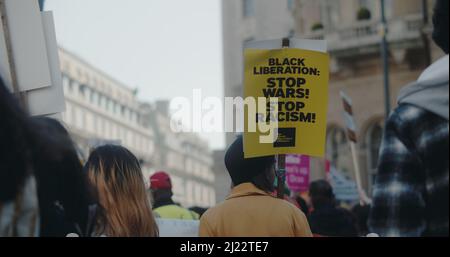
top-left (85, 145), bottom-right (158, 237)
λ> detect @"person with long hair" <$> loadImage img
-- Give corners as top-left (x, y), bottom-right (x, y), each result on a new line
top-left (1, 77), bottom-right (101, 237)
top-left (30, 117), bottom-right (101, 237)
top-left (84, 145), bottom-right (159, 237)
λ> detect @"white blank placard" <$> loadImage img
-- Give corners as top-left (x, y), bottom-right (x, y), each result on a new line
top-left (4, 0), bottom-right (52, 92)
top-left (26, 11), bottom-right (65, 116)
top-left (0, 17), bottom-right (13, 92)
top-left (244, 38), bottom-right (327, 53)
top-left (156, 219), bottom-right (200, 237)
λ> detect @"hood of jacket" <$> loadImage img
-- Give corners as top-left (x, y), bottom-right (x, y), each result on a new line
top-left (397, 55), bottom-right (449, 120)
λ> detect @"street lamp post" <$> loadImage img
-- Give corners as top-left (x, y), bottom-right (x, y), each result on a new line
top-left (38, 0), bottom-right (45, 11)
top-left (380, 0), bottom-right (391, 119)
top-left (422, 0), bottom-right (432, 66)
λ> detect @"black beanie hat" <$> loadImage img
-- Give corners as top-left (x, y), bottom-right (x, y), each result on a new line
top-left (224, 136), bottom-right (276, 186)
top-left (432, 0), bottom-right (449, 54)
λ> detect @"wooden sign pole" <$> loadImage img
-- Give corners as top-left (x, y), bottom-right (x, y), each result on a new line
top-left (276, 38), bottom-right (290, 199)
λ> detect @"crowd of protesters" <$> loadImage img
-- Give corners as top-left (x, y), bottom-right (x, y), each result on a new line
top-left (0, 0), bottom-right (448, 237)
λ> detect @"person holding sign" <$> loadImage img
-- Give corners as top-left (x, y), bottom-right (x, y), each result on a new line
top-left (199, 136), bottom-right (312, 237)
top-left (243, 44), bottom-right (329, 158)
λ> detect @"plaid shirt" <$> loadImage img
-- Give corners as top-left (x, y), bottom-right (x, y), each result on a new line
top-left (368, 104), bottom-right (449, 237)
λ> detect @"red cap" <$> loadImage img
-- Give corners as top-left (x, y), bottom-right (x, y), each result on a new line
top-left (150, 171), bottom-right (172, 190)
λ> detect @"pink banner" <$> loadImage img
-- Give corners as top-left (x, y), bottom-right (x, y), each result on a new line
top-left (286, 155), bottom-right (310, 192)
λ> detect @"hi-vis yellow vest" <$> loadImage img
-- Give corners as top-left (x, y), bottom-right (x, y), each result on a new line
top-left (154, 205), bottom-right (199, 220)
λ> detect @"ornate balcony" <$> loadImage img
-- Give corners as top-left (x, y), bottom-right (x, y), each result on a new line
top-left (304, 14), bottom-right (426, 57)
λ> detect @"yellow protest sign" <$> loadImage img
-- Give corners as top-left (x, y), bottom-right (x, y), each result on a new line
top-left (243, 48), bottom-right (329, 158)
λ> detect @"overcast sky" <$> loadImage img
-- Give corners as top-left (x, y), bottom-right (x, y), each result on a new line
top-left (44, 0), bottom-right (225, 150)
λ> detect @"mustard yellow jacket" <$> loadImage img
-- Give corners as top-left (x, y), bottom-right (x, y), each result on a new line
top-left (199, 183), bottom-right (312, 237)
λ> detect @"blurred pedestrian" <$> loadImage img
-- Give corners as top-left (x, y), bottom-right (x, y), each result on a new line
top-left (295, 195), bottom-right (310, 216)
top-left (31, 117), bottom-right (102, 237)
top-left (150, 171), bottom-right (198, 220)
top-left (199, 136), bottom-right (312, 237)
top-left (0, 78), bottom-right (39, 237)
top-left (85, 145), bottom-right (159, 237)
top-left (368, 0), bottom-right (449, 237)
top-left (307, 180), bottom-right (358, 237)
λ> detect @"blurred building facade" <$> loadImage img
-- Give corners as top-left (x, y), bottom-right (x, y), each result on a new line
top-left (212, 149), bottom-right (231, 203)
top-left (222, 0), bottom-right (295, 146)
top-left (221, 0), bottom-right (444, 196)
top-left (59, 48), bottom-right (215, 208)
top-left (59, 48), bottom-right (156, 172)
top-left (140, 101), bottom-right (216, 208)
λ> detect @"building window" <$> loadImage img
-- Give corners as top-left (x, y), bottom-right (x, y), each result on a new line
top-left (89, 90), bottom-right (95, 104)
top-left (243, 0), bottom-right (255, 18)
top-left (321, 0), bottom-right (340, 30)
top-left (103, 120), bottom-right (108, 138)
top-left (62, 76), bottom-right (70, 93)
top-left (74, 107), bottom-right (83, 129)
top-left (115, 103), bottom-right (121, 115)
top-left (68, 79), bottom-right (74, 92)
top-left (358, 0), bottom-right (375, 20)
top-left (92, 91), bottom-right (98, 106)
top-left (287, 0), bottom-right (294, 11)
top-left (326, 127), bottom-right (353, 178)
top-left (97, 94), bottom-right (102, 107)
top-left (107, 99), bottom-right (114, 113)
top-left (123, 108), bottom-right (128, 119)
top-left (100, 95), bottom-right (107, 109)
top-left (64, 103), bottom-right (72, 125)
top-left (131, 111), bottom-right (137, 123)
top-left (79, 84), bottom-right (86, 97)
top-left (195, 184), bottom-right (202, 204)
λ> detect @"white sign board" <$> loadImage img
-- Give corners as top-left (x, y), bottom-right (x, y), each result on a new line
top-left (244, 38), bottom-right (327, 52)
top-left (0, 17), bottom-right (13, 92)
top-left (4, 0), bottom-right (51, 92)
top-left (26, 12), bottom-right (66, 116)
top-left (156, 219), bottom-right (200, 237)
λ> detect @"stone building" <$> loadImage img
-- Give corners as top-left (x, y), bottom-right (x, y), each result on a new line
top-left (140, 101), bottom-right (216, 208)
top-left (221, 0), bottom-right (445, 197)
top-left (59, 48), bottom-right (156, 175)
top-left (59, 48), bottom-right (216, 208)
top-left (293, 0), bottom-right (444, 194)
